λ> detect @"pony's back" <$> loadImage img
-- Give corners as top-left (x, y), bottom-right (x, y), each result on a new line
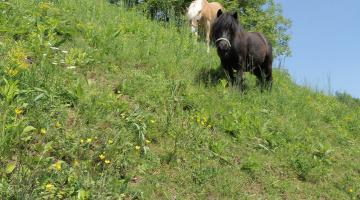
top-left (205, 2), bottom-right (224, 22)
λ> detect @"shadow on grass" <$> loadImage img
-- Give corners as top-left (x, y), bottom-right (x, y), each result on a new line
top-left (195, 66), bottom-right (227, 87)
top-left (195, 66), bottom-right (250, 92)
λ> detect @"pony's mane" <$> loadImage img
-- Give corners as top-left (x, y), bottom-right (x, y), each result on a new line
top-left (187, 0), bottom-right (204, 19)
top-left (212, 12), bottom-right (243, 35)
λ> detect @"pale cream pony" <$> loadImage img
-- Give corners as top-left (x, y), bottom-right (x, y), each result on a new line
top-left (187, 0), bottom-right (223, 53)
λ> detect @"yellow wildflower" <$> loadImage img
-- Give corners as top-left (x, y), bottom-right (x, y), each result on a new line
top-left (202, 117), bottom-right (207, 123)
top-left (99, 154), bottom-right (105, 160)
top-left (104, 160), bottom-right (111, 164)
top-left (196, 116), bottom-right (201, 123)
top-left (108, 139), bottom-right (114, 144)
top-left (15, 108), bottom-right (23, 115)
top-left (40, 128), bottom-right (47, 135)
top-left (145, 139), bottom-right (151, 144)
top-left (150, 120), bottom-right (155, 124)
top-left (55, 121), bottom-right (61, 128)
top-left (207, 124), bottom-right (212, 128)
top-left (135, 146), bottom-right (141, 150)
top-left (86, 138), bottom-right (92, 143)
top-left (80, 139), bottom-right (84, 144)
top-left (73, 160), bottom-right (80, 167)
top-left (52, 160), bottom-right (62, 171)
top-left (349, 188), bottom-right (353, 193)
top-left (45, 183), bottom-right (55, 191)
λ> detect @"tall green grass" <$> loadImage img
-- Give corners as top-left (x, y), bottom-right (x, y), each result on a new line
top-left (0, 0), bottom-right (359, 199)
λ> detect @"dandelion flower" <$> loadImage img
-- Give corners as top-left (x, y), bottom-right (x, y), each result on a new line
top-left (15, 108), bottom-right (23, 115)
top-left (86, 138), bottom-right (92, 143)
top-left (55, 121), bottom-right (61, 129)
top-left (108, 140), bottom-right (114, 144)
top-left (45, 183), bottom-right (55, 191)
top-left (99, 154), bottom-right (105, 160)
top-left (52, 161), bottom-right (62, 171)
top-left (40, 128), bottom-right (47, 135)
top-left (135, 146), bottom-right (141, 150)
top-left (145, 140), bottom-right (151, 144)
top-left (104, 160), bottom-right (111, 164)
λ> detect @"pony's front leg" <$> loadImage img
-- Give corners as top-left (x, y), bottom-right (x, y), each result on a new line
top-left (206, 20), bottom-right (211, 53)
top-left (235, 60), bottom-right (245, 91)
top-left (194, 30), bottom-right (199, 43)
top-left (234, 68), bottom-right (244, 91)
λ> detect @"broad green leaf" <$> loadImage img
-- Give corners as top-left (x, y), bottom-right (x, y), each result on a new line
top-left (6, 161), bottom-right (16, 174)
top-left (21, 135), bottom-right (32, 142)
top-left (77, 189), bottom-right (89, 200)
top-left (22, 126), bottom-right (36, 134)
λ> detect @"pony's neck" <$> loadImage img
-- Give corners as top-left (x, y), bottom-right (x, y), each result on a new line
top-left (236, 23), bottom-right (244, 33)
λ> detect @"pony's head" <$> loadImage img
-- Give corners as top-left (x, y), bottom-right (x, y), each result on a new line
top-left (187, 0), bottom-right (204, 34)
top-left (211, 10), bottom-right (241, 53)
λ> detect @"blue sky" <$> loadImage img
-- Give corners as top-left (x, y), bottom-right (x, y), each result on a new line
top-left (275, 0), bottom-right (360, 98)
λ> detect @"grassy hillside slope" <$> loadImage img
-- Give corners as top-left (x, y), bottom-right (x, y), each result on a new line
top-left (0, 0), bottom-right (359, 199)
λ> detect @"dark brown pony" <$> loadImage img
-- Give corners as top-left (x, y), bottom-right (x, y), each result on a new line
top-left (211, 10), bottom-right (273, 90)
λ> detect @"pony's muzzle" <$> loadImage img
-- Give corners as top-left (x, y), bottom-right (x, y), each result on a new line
top-left (215, 38), bottom-right (232, 50)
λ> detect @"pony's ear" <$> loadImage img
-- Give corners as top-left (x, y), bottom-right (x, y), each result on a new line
top-left (231, 12), bottom-right (238, 20)
top-left (217, 9), bottom-right (223, 17)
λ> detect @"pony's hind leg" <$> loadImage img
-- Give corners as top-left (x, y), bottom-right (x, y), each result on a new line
top-left (259, 67), bottom-right (273, 91)
top-left (253, 66), bottom-right (270, 91)
top-left (263, 54), bottom-right (273, 90)
top-left (264, 45), bottom-right (273, 90)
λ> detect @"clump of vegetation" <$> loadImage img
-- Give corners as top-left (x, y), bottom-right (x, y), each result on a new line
top-left (0, 0), bottom-right (359, 199)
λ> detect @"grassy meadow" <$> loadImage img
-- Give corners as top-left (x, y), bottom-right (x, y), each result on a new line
top-left (0, 0), bottom-right (359, 199)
